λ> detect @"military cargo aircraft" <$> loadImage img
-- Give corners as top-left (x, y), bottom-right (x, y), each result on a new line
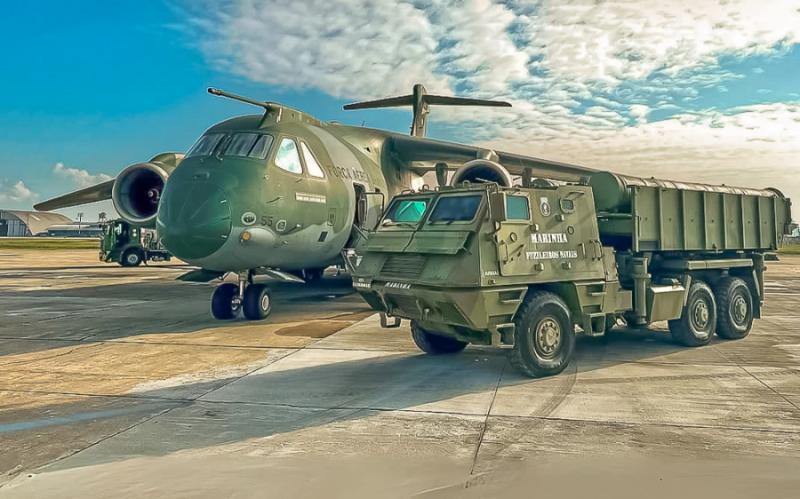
top-left (35, 84), bottom-right (596, 320)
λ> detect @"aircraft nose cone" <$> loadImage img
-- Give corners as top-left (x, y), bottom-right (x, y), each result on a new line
top-left (157, 181), bottom-right (232, 260)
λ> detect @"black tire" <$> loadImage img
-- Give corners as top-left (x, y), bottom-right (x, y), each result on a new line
top-left (243, 284), bottom-right (272, 320)
top-left (410, 321), bottom-right (467, 354)
top-left (211, 283), bottom-right (240, 320)
top-left (120, 248), bottom-right (143, 267)
top-left (509, 291), bottom-right (575, 378)
top-left (715, 277), bottom-right (754, 339)
top-left (668, 280), bottom-right (716, 346)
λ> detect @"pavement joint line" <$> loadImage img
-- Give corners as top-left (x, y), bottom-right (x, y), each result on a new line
top-left (483, 413), bottom-right (800, 436)
top-left (0, 343), bottom-right (104, 368)
top-left (738, 364), bottom-right (800, 412)
top-left (28, 343), bottom-right (306, 474)
top-left (3, 386), bottom-right (800, 436)
top-left (470, 361), bottom-right (507, 475)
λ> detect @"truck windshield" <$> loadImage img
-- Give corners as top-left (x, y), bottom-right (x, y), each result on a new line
top-left (381, 198), bottom-right (430, 226)
top-left (428, 194), bottom-right (482, 223)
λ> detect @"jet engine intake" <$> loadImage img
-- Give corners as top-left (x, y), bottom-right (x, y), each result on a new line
top-left (449, 159), bottom-right (513, 187)
top-left (112, 162), bottom-right (170, 225)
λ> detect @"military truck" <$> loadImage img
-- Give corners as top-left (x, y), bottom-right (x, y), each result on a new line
top-left (100, 219), bottom-right (171, 267)
top-left (349, 170), bottom-right (792, 378)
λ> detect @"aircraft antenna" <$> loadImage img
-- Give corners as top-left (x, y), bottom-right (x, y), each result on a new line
top-left (343, 84), bottom-right (511, 137)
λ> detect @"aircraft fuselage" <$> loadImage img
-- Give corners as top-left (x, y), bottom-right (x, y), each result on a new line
top-left (157, 114), bottom-right (407, 273)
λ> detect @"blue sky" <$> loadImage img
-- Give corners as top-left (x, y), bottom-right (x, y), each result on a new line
top-left (1, 0), bottom-right (799, 219)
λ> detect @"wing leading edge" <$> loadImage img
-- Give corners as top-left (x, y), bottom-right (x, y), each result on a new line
top-left (387, 134), bottom-right (597, 183)
top-left (34, 179), bottom-right (115, 212)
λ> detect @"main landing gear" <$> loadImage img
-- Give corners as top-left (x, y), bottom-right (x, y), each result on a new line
top-left (211, 271), bottom-right (272, 321)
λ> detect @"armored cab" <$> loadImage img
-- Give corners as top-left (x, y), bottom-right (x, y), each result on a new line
top-left (350, 174), bottom-right (792, 378)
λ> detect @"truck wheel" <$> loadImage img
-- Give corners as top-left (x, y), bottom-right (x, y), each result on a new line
top-left (715, 277), bottom-right (754, 339)
top-left (120, 248), bottom-right (143, 267)
top-left (243, 284), bottom-right (272, 320)
top-left (211, 283), bottom-right (240, 320)
top-left (410, 321), bottom-right (467, 354)
top-left (509, 291), bottom-right (574, 378)
top-left (668, 280), bottom-right (716, 346)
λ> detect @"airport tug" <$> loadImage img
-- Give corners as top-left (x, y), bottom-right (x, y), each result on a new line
top-left (349, 169), bottom-right (792, 378)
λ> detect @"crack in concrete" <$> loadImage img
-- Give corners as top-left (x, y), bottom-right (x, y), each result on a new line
top-left (470, 361), bottom-right (507, 475)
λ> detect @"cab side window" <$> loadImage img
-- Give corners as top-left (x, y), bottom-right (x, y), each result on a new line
top-left (300, 142), bottom-right (325, 178)
top-left (506, 195), bottom-right (530, 220)
top-left (275, 138), bottom-right (303, 174)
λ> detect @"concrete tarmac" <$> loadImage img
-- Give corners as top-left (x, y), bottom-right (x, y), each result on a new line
top-left (1, 249), bottom-right (799, 497)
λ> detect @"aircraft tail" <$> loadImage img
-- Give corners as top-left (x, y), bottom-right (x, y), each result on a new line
top-left (343, 84), bottom-right (511, 137)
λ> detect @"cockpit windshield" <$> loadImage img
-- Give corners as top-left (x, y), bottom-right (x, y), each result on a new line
top-left (225, 133), bottom-right (274, 159)
top-left (380, 197), bottom-right (431, 227)
top-left (186, 132), bottom-right (274, 160)
top-left (187, 133), bottom-right (226, 157)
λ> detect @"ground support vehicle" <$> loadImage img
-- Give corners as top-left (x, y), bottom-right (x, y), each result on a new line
top-left (349, 171), bottom-right (792, 377)
top-left (100, 219), bottom-right (171, 267)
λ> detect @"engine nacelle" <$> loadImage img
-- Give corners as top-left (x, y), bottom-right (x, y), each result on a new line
top-left (112, 153), bottom-right (183, 226)
top-left (449, 159), bottom-right (513, 187)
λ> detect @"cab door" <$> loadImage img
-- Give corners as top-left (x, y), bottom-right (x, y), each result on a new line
top-left (491, 192), bottom-right (532, 276)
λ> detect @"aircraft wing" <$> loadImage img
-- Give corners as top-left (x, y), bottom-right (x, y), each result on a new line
top-left (388, 134), bottom-right (597, 182)
top-left (33, 179), bottom-right (115, 212)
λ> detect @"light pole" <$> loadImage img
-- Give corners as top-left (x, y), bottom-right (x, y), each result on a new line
top-left (77, 212), bottom-right (84, 237)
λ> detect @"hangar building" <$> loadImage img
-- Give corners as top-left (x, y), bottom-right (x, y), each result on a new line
top-left (0, 210), bottom-right (72, 236)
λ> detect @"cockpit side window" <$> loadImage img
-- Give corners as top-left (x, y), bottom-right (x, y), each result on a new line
top-left (300, 142), bottom-right (325, 178)
top-left (186, 133), bottom-right (226, 157)
top-left (275, 138), bottom-right (303, 174)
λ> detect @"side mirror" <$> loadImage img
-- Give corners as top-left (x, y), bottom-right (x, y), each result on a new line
top-left (489, 192), bottom-right (507, 222)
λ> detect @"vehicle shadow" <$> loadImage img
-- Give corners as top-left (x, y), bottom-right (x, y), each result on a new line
top-left (0, 323), bottom-right (709, 477)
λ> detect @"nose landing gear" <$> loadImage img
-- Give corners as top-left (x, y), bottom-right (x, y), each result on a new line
top-left (210, 271), bottom-right (272, 321)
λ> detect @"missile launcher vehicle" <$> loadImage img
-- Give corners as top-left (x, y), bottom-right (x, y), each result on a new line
top-left (348, 164), bottom-right (793, 378)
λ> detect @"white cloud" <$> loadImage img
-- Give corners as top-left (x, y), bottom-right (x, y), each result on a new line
top-left (181, 0), bottom-right (800, 209)
top-left (181, 0), bottom-right (450, 98)
top-left (0, 180), bottom-right (38, 204)
top-left (517, 0), bottom-right (800, 87)
top-left (53, 162), bottom-right (113, 189)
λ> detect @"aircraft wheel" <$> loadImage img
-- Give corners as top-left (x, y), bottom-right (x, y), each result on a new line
top-left (509, 291), bottom-right (574, 378)
top-left (410, 321), bottom-right (467, 354)
top-left (669, 280), bottom-right (716, 346)
top-left (715, 277), bottom-right (754, 339)
top-left (120, 248), bottom-right (143, 267)
top-left (211, 283), bottom-right (240, 320)
top-left (243, 284), bottom-right (272, 320)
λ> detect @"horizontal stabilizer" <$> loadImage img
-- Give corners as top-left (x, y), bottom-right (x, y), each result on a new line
top-left (343, 95), bottom-right (414, 110)
top-left (424, 95), bottom-right (511, 108)
top-left (34, 179), bottom-right (115, 212)
top-left (343, 83), bottom-right (511, 136)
